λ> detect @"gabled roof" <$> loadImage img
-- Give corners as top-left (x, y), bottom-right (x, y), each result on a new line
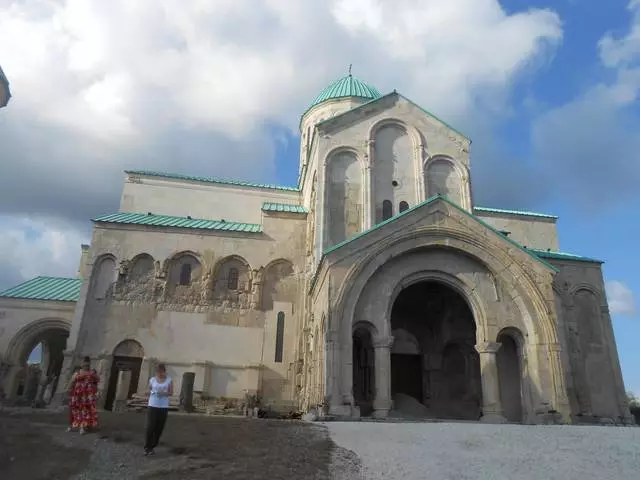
top-left (125, 170), bottom-right (299, 192)
top-left (322, 194), bottom-right (558, 273)
top-left (93, 212), bottom-right (263, 233)
top-left (474, 206), bottom-right (557, 220)
top-left (0, 276), bottom-right (81, 302)
top-left (262, 202), bottom-right (308, 214)
top-left (316, 91), bottom-right (469, 141)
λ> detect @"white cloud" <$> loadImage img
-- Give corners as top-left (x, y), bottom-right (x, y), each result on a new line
top-left (0, 216), bottom-right (88, 290)
top-left (0, 0), bottom-right (562, 285)
top-left (531, 0), bottom-right (640, 210)
top-left (606, 280), bottom-right (638, 317)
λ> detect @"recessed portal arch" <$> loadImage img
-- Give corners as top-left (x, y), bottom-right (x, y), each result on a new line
top-left (497, 327), bottom-right (525, 422)
top-left (389, 281), bottom-right (482, 420)
top-left (104, 339), bottom-right (145, 411)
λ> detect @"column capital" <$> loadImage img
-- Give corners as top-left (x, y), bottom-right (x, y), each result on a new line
top-left (475, 341), bottom-right (501, 354)
top-left (373, 336), bottom-right (394, 349)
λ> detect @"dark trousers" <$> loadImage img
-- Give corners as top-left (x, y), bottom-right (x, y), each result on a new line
top-left (145, 407), bottom-right (168, 450)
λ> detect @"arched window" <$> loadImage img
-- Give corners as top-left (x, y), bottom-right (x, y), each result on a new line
top-left (179, 263), bottom-right (192, 286)
top-left (275, 312), bottom-right (285, 363)
top-left (382, 200), bottom-right (393, 221)
top-left (227, 267), bottom-right (239, 290)
top-left (399, 201), bottom-right (409, 213)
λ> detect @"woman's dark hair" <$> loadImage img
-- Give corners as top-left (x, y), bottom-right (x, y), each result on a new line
top-left (157, 363), bottom-right (166, 373)
top-left (83, 356), bottom-right (91, 363)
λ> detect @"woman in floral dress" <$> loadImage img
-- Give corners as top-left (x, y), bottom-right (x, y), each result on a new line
top-left (67, 356), bottom-right (99, 434)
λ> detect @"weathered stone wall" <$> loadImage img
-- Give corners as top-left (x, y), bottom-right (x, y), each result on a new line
top-left (552, 260), bottom-right (630, 423)
top-left (120, 173), bottom-right (300, 224)
top-left (475, 211), bottom-right (559, 251)
top-left (67, 209), bottom-right (306, 406)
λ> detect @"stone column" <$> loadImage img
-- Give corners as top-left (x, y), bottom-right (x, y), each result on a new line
top-left (112, 370), bottom-right (132, 413)
top-left (364, 164), bottom-right (373, 230)
top-left (51, 351), bottom-right (77, 407)
top-left (476, 341), bottom-right (507, 423)
top-left (180, 372), bottom-right (195, 413)
top-left (373, 336), bottom-right (394, 418)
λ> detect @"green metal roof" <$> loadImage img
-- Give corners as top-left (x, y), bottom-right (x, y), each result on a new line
top-left (0, 276), bottom-right (81, 302)
top-left (530, 249), bottom-right (602, 264)
top-left (93, 212), bottom-right (263, 233)
top-left (305, 74), bottom-right (381, 114)
top-left (125, 170), bottom-right (299, 192)
top-left (262, 202), bottom-right (308, 214)
top-left (474, 206), bottom-right (557, 220)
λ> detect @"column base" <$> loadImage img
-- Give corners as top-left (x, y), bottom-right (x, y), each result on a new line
top-left (373, 407), bottom-right (390, 419)
top-left (479, 413), bottom-right (508, 424)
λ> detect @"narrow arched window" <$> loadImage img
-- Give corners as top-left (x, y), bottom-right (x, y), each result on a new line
top-left (275, 312), bottom-right (285, 363)
top-left (399, 201), bottom-right (409, 213)
top-left (179, 263), bottom-right (192, 286)
top-left (382, 200), bottom-right (393, 221)
top-left (227, 267), bottom-right (239, 290)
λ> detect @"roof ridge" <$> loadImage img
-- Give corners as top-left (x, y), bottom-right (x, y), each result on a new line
top-left (93, 211), bottom-right (263, 233)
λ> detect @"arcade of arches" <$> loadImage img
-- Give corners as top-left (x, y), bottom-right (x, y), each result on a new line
top-left (352, 281), bottom-right (524, 422)
top-left (1, 318), bottom-right (70, 404)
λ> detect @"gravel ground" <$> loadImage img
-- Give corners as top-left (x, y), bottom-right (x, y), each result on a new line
top-left (326, 421), bottom-right (640, 480)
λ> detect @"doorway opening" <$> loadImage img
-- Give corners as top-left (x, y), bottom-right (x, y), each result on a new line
top-left (352, 324), bottom-right (375, 417)
top-left (497, 330), bottom-right (523, 422)
top-left (104, 340), bottom-right (144, 411)
top-left (390, 281), bottom-right (481, 420)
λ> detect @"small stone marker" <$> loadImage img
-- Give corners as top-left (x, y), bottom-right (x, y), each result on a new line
top-left (113, 370), bottom-right (132, 413)
top-left (180, 372), bottom-right (195, 413)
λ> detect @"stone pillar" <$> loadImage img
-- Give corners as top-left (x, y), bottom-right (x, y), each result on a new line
top-left (372, 336), bottom-right (393, 418)
top-left (112, 370), bottom-right (132, 413)
top-left (51, 351), bottom-right (77, 407)
top-left (180, 372), bottom-right (195, 413)
top-left (476, 342), bottom-right (507, 423)
top-left (23, 368), bottom-right (40, 403)
top-left (364, 164), bottom-right (373, 230)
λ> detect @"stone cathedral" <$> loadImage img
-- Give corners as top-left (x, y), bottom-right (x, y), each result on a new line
top-left (0, 73), bottom-right (633, 424)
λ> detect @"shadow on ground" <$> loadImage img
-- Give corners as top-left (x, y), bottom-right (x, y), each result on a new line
top-left (0, 410), bottom-right (335, 480)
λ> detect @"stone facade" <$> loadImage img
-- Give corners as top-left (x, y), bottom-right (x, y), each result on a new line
top-left (0, 77), bottom-right (632, 424)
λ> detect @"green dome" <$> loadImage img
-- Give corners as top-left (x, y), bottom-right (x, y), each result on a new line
top-left (306, 74), bottom-right (381, 113)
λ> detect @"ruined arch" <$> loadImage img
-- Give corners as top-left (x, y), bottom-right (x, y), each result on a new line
top-left (212, 255), bottom-right (252, 306)
top-left (112, 339), bottom-right (144, 358)
top-left (104, 339), bottom-right (145, 411)
top-left (261, 259), bottom-right (295, 311)
top-left (128, 253), bottom-right (155, 282)
top-left (3, 318), bottom-right (70, 400)
top-left (167, 251), bottom-right (202, 286)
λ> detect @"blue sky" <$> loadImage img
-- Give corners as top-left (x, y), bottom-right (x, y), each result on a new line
top-left (1, 1), bottom-right (639, 395)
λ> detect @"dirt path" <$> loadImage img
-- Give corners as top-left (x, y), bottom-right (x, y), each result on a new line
top-left (0, 410), bottom-right (360, 480)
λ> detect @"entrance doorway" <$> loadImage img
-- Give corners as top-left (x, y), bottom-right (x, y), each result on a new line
top-left (390, 281), bottom-right (481, 420)
top-left (352, 325), bottom-right (375, 417)
top-left (497, 330), bottom-right (523, 422)
top-left (104, 340), bottom-right (144, 411)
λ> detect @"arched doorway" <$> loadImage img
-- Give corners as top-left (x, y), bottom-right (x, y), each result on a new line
top-left (104, 339), bottom-right (144, 411)
top-left (352, 324), bottom-right (375, 416)
top-left (3, 319), bottom-right (70, 403)
top-left (390, 281), bottom-right (482, 420)
top-left (497, 330), bottom-right (524, 422)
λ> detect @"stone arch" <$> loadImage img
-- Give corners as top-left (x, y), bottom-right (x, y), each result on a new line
top-left (369, 119), bottom-right (423, 222)
top-left (330, 226), bottom-right (561, 414)
top-left (3, 318), bottom-right (70, 400)
top-left (112, 339), bottom-right (144, 358)
top-left (91, 254), bottom-right (117, 300)
top-left (424, 155), bottom-right (467, 207)
top-left (496, 327), bottom-right (526, 422)
top-left (261, 259), bottom-right (295, 311)
top-left (212, 255), bottom-right (252, 306)
top-left (128, 253), bottom-right (155, 282)
top-left (324, 147), bottom-right (364, 247)
top-left (167, 251), bottom-right (202, 286)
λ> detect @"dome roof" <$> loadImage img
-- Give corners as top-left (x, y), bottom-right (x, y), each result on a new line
top-left (306, 73), bottom-right (381, 113)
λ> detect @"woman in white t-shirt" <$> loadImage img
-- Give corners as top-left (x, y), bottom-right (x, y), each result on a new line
top-left (144, 363), bottom-right (173, 456)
